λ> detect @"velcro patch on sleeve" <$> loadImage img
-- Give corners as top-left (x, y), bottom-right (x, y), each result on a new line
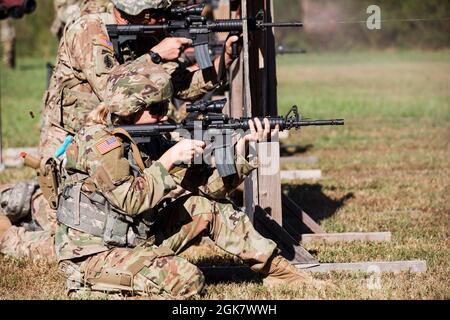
top-left (95, 136), bottom-right (121, 155)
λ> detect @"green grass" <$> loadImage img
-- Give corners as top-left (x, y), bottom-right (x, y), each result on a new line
top-left (0, 58), bottom-right (49, 147)
top-left (0, 50), bottom-right (449, 299)
top-left (276, 50), bottom-right (450, 122)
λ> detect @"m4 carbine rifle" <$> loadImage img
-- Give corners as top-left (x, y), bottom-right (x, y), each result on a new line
top-left (106, 3), bottom-right (303, 68)
top-left (119, 99), bottom-right (344, 178)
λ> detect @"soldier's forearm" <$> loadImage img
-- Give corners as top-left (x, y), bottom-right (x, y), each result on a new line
top-left (103, 161), bottom-right (177, 216)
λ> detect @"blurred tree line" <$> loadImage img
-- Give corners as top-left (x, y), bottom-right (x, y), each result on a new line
top-left (274, 0), bottom-right (450, 51)
top-left (1, 0), bottom-right (449, 59)
top-left (5, 0), bottom-right (57, 59)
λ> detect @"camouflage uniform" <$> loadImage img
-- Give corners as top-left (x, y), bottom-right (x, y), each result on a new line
top-left (51, 0), bottom-right (80, 39)
top-left (0, 0), bottom-right (216, 262)
top-left (51, 1), bottom-right (115, 40)
top-left (0, 18), bottom-right (16, 68)
top-left (56, 123), bottom-right (276, 298)
top-left (40, 0), bottom-right (215, 161)
top-left (53, 57), bottom-right (276, 298)
top-left (0, 182), bottom-right (57, 261)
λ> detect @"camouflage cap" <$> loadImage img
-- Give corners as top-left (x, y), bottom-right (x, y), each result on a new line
top-left (110, 0), bottom-right (172, 16)
top-left (105, 60), bottom-right (173, 117)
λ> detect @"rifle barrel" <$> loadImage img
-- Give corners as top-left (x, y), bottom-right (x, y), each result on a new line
top-left (236, 117), bottom-right (344, 129)
top-left (297, 119), bottom-right (344, 126)
top-left (260, 22), bottom-right (303, 28)
top-left (119, 123), bottom-right (180, 136)
top-left (107, 24), bottom-right (169, 35)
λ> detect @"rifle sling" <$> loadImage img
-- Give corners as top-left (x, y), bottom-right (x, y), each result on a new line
top-left (202, 42), bottom-right (228, 102)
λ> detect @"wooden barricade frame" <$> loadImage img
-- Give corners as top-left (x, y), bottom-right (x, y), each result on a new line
top-left (223, 0), bottom-right (426, 274)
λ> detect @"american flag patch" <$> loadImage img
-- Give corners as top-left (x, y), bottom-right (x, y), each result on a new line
top-left (96, 35), bottom-right (113, 50)
top-left (101, 38), bottom-right (113, 49)
top-left (95, 136), bottom-right (121, 155)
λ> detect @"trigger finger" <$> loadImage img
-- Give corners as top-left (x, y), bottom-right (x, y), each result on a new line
top-left (194, 140), bottom-right (206, 148)
top-left (195, 146), bottom-right (204, 154)
top-left (179, 37), bottom-right (193, 46)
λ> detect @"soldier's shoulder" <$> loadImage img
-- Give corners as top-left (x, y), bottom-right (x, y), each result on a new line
top-left (76, 124), bottom-right (114, 149)
top-left (80, 123), bottom-right (111, 137)
top-left (65, 10), bottom-right (112, 37)
top-left (70, 124), bottom-right (124, 172)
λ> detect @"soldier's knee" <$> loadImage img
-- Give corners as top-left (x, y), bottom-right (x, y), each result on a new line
top-left (184, 195), bottom-right (216, 220)
top-left (147, 255), bottom-right (205, 298)
top-left (175, 259), bottom-right (205, 298)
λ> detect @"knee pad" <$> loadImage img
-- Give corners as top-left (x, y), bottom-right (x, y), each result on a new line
top-left (179, 261), bottom-right (205, 297)
top-left (150, 255), bottom-right (205, 298)
top-left (0, 180), bottom-right (38, 223)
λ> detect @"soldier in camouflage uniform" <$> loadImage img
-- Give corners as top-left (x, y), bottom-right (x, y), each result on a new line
top-left (40, 0), bottom-right (237, 162)
top-left (0, 0), bottom-right (239, 261)
top-left (55, 59), bottom-right (318, 298)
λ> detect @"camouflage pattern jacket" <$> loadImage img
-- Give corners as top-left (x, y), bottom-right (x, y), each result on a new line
top-left (55, 124), bottom-right (257, 261)
top-left (51, 0), bottom-right (113, 37)
top-left (41, 5), bottom-right (216, 154)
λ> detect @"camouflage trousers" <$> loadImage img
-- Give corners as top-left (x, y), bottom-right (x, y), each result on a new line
top-left (154, 195), bottom-right (277, 272)
top-left (0, 190), bottom-right (56, 261)
top-left (74, 245), bottom-right (204, 298)
top-left (73, 194), bottom-right (277, 298)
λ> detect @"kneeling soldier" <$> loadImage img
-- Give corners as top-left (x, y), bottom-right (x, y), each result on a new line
top-left (55, 62), bottom-right (321, 298)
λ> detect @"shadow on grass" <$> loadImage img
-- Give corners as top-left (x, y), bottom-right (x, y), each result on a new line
top-left (197, 261), bottom-right (261, 285)
top-left (192, 183), bottom-right (354, 284)
top-left (283, 183), bottom-right (354, 235)
top-left (280, 143), bottom-right (313, 156)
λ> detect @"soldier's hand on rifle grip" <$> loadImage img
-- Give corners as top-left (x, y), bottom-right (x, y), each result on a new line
top-left (230, 33), bottom-right (243, 60)
top-left (151, 37), bottom-right (193, 62)
top-left (159, 139), bottom-right (205, 171)
top-left (223, 35), bottom-right (241, 68)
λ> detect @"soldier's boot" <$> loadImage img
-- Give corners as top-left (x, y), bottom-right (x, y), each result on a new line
top-left (261, 255), bottom-right (326, 289)
top-left (0, 215), bottom-right (12, 240)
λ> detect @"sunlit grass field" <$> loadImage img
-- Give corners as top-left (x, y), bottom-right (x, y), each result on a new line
top-left (0, 51), bottom-right (449, 299)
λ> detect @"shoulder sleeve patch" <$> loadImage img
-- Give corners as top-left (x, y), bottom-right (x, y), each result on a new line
top-left (95, 136), bottom-right (121, 155)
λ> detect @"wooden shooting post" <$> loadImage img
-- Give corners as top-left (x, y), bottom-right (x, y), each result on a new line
top-left (229, 0), bottom-right (317, 265)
